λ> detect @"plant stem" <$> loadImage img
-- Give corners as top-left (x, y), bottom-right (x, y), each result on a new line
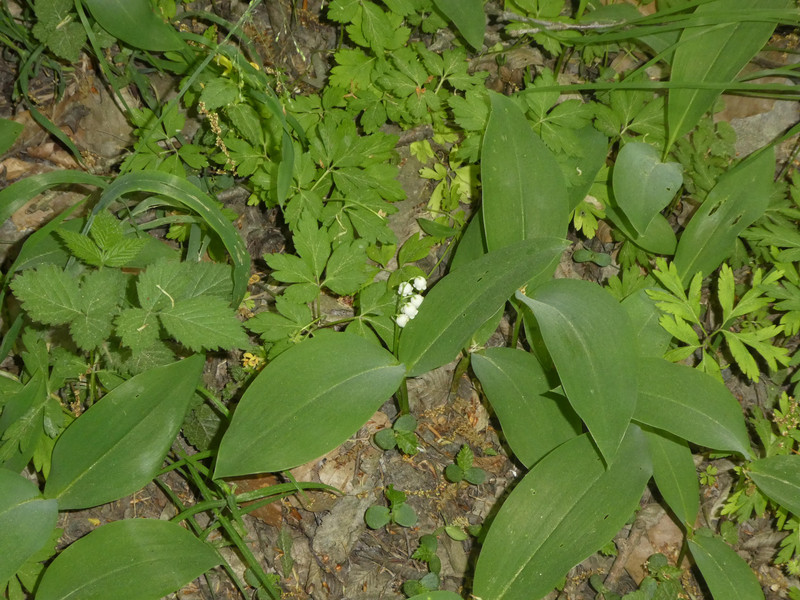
top-left (397, 377), bottom-right (410, 415)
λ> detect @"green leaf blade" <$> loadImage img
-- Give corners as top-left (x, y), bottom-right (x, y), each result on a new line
top-left (83, 0), bottom-right (184, 51)
top-left (473, 427), bottom-right (652, 600)
top-left (398, 238), bottom-right (566, 377)
top-left (431, 0), bottom-right (485, 49)
top-left (515, 279), bottom-right (638, 462)
top-left (688, 529), bottom-right (765, 600)
top-left (160, 297), bottom-right (250, 352)
top-left (643, 428), bottom-right (699, 527)
top-left (36, 519), bottom-right (220, 600)
top-left (749, 455), bottom-right (800, 516)
top-left (215, 333), bottom-right (405, 477)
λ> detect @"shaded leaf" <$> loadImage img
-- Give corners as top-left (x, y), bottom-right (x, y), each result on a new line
top-left (643, 427), bottom-right (699, 527)
top-left (688, 528), bottom-right (765, 600)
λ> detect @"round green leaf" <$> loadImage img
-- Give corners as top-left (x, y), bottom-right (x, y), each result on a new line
top-left (399, 238), bottom-right (566, 377)
top-left (215, 333), bottom-right (405, 477)
top-left (44, 355), bottom-right (204, 509)
top-left (365, 505), bottom-right (391, 529)
top-left (393, 502), bottom-right (418, 527)
top-left (0, 469), bottom-right (58, 588)
top-left (406, 592), bottom-right (463, 600)
top-left (465, 467), bottom-right (486, 485)
top-left (473, 427), bottom-right (652, 600)
top-left (515, 280), bottom-right (638, 463)
top-left (688, 528), bottom-right (764, 600)
top-left (633, 357), bottom-right (752, 459)
top-left (36, 519), bottom-right (220, 600)
top-left (445, 464), bottom-right (464, 483)
top-left (749, 455), bottom-right (800, 516)
top-left (374, 428), bottom-right (398, 450)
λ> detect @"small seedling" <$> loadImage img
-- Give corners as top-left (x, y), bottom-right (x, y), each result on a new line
top-left (445, 445), bottom-right (486, 485)
top-left (364, 485), bottom-right (418, 529)
top-left (700, 465), bottom-right (718, 486)
top-left (374, 414), bottom-right (419, 455)
top-left (403, 572), bottom-right (440, 597)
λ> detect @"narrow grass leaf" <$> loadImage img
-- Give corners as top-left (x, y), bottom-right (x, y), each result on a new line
top-left (36, 519), bottom-right (220, 600)
top-left (215, 333), bottom-right (405, 477)
top-left (0, 469), bottom-right (57, 587)
top-left (471, 348), bottom-right (580, 468)
top-left (473, 427), bottom-right (652, 600)
top-left (749, 455), bottom-right (800, 516)
top-left (481, 92), bottom-right (568, 251)
top-left (399, 238), bottom-right (566, 377)
top-left (643, 427), bottom-right (699, 527)
top-left (515, 279), bottom-right (638, 463)
top-left (674, 147), bottom-right (774, 286)
top-left (688, 528), bottom-right (765, 600)
top-left (90, 171), bottom-right (250, 304)
top-left (667, 0), bottom-right (791, 150)
top-left (431, 0), bottom-right (485, 49)
top-left (0, 170), bottom-right (106, 224)
top-left (634, 357), bottom-right (751, 458)
top-left (612, 142), bottom-right (682, 236)
top-left (83, 0), bottom-right (185, 51)
top-left (44, 355), bottom-right (204, 509)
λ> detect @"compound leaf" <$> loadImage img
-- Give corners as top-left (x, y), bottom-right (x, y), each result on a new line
top-left (160, 296), bottom-right (250, 352)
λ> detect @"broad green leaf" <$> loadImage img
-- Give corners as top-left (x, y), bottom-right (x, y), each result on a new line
top-left (71, 269), bottom-right (126, 351)
top-left (612, 142), bottom-right (682, 236)
top-left (471, 348), bottom-right (579, 468)
top-left (160, 297), bottom-right (250, 352)
top-left (564, 125), bottom-right (609, 211)
top-left (473, 427), bottom-right (652, 600)
top-left (215, 333), bottom-right (405, 477)
top-left (10, 264), bottom-right (81, 326)
top-left (688, 528), bottom-right (765, 600)
top-left (44, 355), bottom-right (204, 509)
top-left (399, 238), bottom-right (566, 377)
top-left (406, 592), bottom-right (463, 600)
top-left (0, 118), bottom-right (23, 156)
top-left (90, 171), bottom-right (250, 305)
top-left (667, 0), bottom-right (790, 150)
top-left (0, 469), bottom-right (57, 587)
top-left (674, 148), bottom-right (774, 286)
top-left (749, 455), bottom-right (800, 516)
top-left (449, 210), bottom-right (487, 270)
top-left (36, 519), bottom-right (220, 600)
top-left (643, 427), bottom-right (699, 527)
top-left (83, 0), bottom-right (184, 51)
top-left (431, 0), bottom-right (485, 49)
top-left (621, 289), bottom-right (672, 358)
top-left (633, 357), bottom-right (751, 459)
top-left (482, 92), bottom-right (568, 251)
top-left (604, 208), bottom-right (677, 255)
top-left (515, 279), bottom-right (638, 462)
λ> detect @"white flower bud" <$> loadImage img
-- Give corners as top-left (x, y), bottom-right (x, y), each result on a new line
top-left (401, 303), bottom-right (418, 319)
top-left (395, 313), bottom-right (410, 328)
top-left (408, 294), bottom-right (424, 309)
top-left (398, 282), bottom-right (414, 297)
top-left (412, 276), bottom-right (427, 291)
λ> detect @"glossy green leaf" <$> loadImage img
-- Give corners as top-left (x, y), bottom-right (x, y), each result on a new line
top-left (605, 208), bottom-right (677, 255)
top-left (0, 118), bottom-right (23, 156)
top-left (399, 238), bottom-right (566, 377)
top-left (44, 355), bottom-right (204, 509)
top-left (612, 142), bottom-right (682, 236)
top-left (90, 171), bottom-right (250, 304)
top-left (36, 519), bottom-right (220, 600)
top-left (431, 0), bottom-right (485, 49)
top-left (688, 528), bottom-right (765, 600)
top-left (515, 279), bottom-right (637, 462)
top-left (643, 427), bottom-right (698, 527)
top-left (473, 427), bottom-right (652, 600)
top-left (674, 147), bottom-right (774, 285)
top-left (564, 125), bottom-right (609, 211)
top-left (481, 92), bottom-right (568, 251)
top-left (449, 211), bottom-right (487, 270)
top-left (634, 357), bottom-right (751, 459)
top-left (83, 0), bottom-right (184, 51)
top-left (667, 0), bottom-right (790, 150)
top-left (0, 469), bottom-right (57, 587)
top-left (749, 455), bottom-right (800, 516)
top-left (215, 333), bottom-right (405, 477)
top-left (471, 348), bottom-right (580, 468)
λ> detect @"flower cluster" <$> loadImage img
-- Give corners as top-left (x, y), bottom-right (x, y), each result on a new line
top-left (395, 276), bottom-right (427, 328)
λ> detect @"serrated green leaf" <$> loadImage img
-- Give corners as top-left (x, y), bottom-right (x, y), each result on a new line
top-left (46, 21), bottom-right (85, 62)
top-left (71, 269), bottom-right (125, 350)
top-left (58, 230), bottom-right (104, 266)
top-left (182, 261), bottom-right (235, 300)
top-left (200, 78), bottom-right (239, 111)
top-left (294, 215), bottom-right (331, 280)
top-left (516, 279), bottom-right (638, 463)
top-left (136, 259), bottom-right (192, 312)
top-left (265, 253), bottom-right (316, 285)
top-left (718, 263), bottom-right (735, 323)
top-left (89, 210), bottom-right (124, 249)
top-left (10, 265), bottom-right (81, 326)
top-left (182, 403), bottom-right (222, 452)
top-left (455, 445), bottom-right (474, 471)
top-left (226, 103), bottom-right (263, 146)
top-left (160, 296), bottom-right (249, 352)
top-left (100, 237), bottom-right (148, 268)
top-left (324, 241), bottom-right (371, 295)
top-left (116, 307), bottom-right (161, 351)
